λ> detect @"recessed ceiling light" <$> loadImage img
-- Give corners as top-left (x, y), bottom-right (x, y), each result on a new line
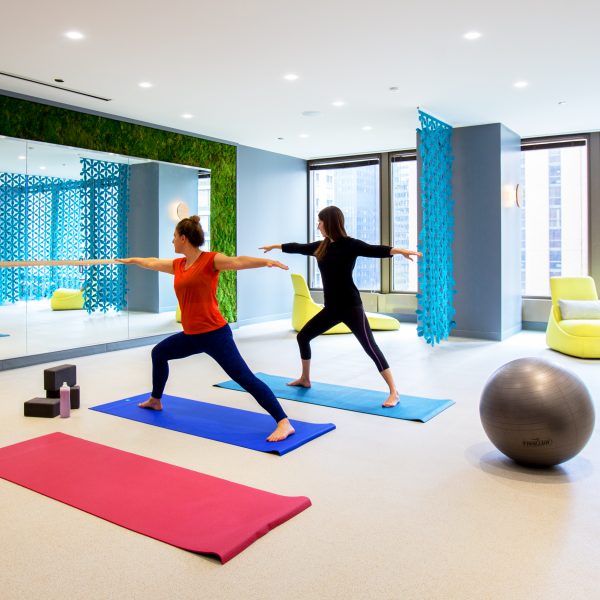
top-left (181, 113), bottom-right (193, 119)
top-left (18, 155), bottom-right (26, 160)
top-left (389, 86), bottom-right (400, 92)
top-left (514, 81), bottom-right (529, 88)
top-left (138, 82), bottom-right (153, 88)
top-left (362, 126), bottom-right (373, 131)
top-left (463, 31), bottom-right (482, 40)
top-left (40, 166), bottom-right (47, 170)
top-left (54, 78), bottom-right (65, 83)
top-left (558, 100), bottom-right (567, 105)
top-left (283, 74), bottom-right (299, 81)
top-left (332, 101), bottom-right (345, 107)
top-left (65, 31), bottom-right (84, 40)
top-left (277, 137), bottom-right (285, 140)
top-left (301, 110), bottom-right (321, 117)
top-left (299, 133), bottom-right (309, 138)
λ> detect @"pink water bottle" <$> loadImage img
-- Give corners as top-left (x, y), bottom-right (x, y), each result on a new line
top-left (60, 382), bottom-right (70, 418)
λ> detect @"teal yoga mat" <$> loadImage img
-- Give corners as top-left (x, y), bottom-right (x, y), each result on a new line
top-left (215, 373), bottom-right (454, 423)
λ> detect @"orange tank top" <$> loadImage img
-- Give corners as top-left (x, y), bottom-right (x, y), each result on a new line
top-left (173, 252), bottom-right (228, 334)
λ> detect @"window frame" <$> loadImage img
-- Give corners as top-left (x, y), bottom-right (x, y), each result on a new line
top-left (520, 134), bottom-right (590, 299)
top-left (307, 154), bottom-right (383, 292)
top-left (389, 151), bottom-right (418, 293)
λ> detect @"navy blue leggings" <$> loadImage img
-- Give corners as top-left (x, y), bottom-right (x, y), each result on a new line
top-left (151, 324), bottom-right (287, 423)
top-left (297, 305), bottom-right (390, 372)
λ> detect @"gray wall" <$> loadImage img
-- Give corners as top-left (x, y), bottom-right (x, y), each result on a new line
top-left (236, 145), bottom-right (307, 325)
top-left (158, 163), bottom-right (198, 311)
top-left (127, 162), bottom-right (198, 312)
top-left (499, 125), bottom-right (522, 336)
top-left (128, 162), bottom-right (159, 311)
top-left (452, 123), bottom-right (522, 340)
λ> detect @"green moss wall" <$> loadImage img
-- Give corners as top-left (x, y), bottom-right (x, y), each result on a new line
top-left (0, 94), bottom-right (237, 321)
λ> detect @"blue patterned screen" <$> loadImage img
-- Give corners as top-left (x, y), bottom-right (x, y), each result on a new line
top-left (0, 174), bottom-right (82, 303)
top-left (0, 173), bottom-right (28, 303)
top-left (80, 158), bottom-right (129, 313)
top-left (0, 160), bottom-right (128, 312)
top-left (416, 110), bottom-right (455, 345)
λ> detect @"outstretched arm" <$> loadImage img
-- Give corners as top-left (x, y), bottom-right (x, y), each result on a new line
top-left (115, 257), bottom-right (175, 274)
top-left (261, 241), bottom-right (321, 256)
top-left (213, 253), bottom-right (289, 271)
top-left (390, 247), bottom-right (423, 261)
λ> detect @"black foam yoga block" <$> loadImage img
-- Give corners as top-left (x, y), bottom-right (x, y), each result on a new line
top-left (44, 364), bottom-right (76, 391)
top-left (24, 397), bottom-right (60, 418)
top-left (70, 385), bottom-right (80, 409)
top-left (46, 390), bottom-right (60, 399)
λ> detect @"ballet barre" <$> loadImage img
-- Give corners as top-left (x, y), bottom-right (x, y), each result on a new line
top-left (0, 259), bottom-right (118, 268)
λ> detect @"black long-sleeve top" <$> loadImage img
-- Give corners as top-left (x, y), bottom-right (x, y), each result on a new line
top-left (282, 237), bottom-right (392, 309)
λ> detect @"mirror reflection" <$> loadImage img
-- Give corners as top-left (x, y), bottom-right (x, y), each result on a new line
top-left (0, 136), bottom-right (210, 360)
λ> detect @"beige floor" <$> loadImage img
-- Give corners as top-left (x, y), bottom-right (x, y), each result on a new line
top-left (0, 320), bottom-right (598, 600)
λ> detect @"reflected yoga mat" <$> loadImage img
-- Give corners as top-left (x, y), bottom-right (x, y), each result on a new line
top-left (0, 333), bottom-right (9, 337)
top-left (90, 393), bottom-right (335, 455)
top-left (0, 433), bottom-right (311, 563)
top-left (216, 373), bottom-right (454, 423)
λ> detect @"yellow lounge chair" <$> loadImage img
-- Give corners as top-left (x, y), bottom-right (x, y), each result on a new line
top-left (290, 272), bottom-right (400, 334)
top-left (546, 276), bottom-right (600, 358)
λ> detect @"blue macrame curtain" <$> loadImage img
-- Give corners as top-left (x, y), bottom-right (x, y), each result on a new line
top-left (80, 158), bottom-right (129, 313)
top-left (416, 110), bottom-right (455, 345)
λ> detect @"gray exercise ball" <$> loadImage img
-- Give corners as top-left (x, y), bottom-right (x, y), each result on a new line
top-left (480, 358), bottom-right (595, 467)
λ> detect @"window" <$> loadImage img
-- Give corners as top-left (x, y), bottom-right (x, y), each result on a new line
top-left (520, 139), bottom-right (588, 297)
top-left (308, 159), bottom-right (380, 290)
top-left (390, 154), bottom-right (418, 292)
top-left (198, 172), bottom-right (211, 250)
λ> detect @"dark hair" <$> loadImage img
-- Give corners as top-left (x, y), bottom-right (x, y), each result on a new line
top-left (175, 215), bottom-right (205, 247)
top-left (315, 205), bottom-right (347, 260)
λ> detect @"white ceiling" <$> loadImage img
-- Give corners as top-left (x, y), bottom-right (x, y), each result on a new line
top-left (0, 137), bottom-right (146, 179)
top-left (1, 0), bottom-right (599, 160)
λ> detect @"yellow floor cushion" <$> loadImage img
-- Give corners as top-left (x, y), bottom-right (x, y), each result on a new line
top-left (50, 288), bottom-right (84, 311)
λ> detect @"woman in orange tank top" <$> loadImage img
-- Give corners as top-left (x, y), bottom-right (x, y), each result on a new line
top-left (117, 216), bottom-right (295, 442)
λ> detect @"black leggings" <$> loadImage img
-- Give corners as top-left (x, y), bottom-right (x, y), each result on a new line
top-left (296, 305), bottom-right (390, 372)
top-left (151, 324), bottom-right (287, 423)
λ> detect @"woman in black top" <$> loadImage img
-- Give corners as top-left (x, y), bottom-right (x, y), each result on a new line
top-left (261, 205), bottom-right (421, 407)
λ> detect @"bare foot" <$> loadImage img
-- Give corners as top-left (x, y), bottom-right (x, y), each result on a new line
top-left (266, 419), bottom-right (296, 442)
top-left (287, 378), bottom-right (311, 388)
top-left (382, 392), bottom-right (400, 408)
top-left (138, 397), bottom-right (163, 411)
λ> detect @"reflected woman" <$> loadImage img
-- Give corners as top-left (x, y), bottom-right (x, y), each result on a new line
top-left (260, 205), bottom-right (422, 408)
top-left (117, 216), bottom-right (295, 442)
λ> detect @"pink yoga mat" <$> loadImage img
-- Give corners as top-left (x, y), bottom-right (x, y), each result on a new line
top-left (0, 433), bottom-right (311, 563)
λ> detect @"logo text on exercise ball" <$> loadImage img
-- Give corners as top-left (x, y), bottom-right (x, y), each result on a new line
top-left (522, 438), bottom-right (552, 447)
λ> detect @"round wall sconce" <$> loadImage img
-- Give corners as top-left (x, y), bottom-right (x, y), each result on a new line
top-left (176, 201), bottom-right (190, 219)
top-left (168, 200), bottom-right (191, 222)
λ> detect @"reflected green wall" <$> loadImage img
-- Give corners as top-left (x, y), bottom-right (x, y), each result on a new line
top-left (0, 94), bottom-right (237, 321)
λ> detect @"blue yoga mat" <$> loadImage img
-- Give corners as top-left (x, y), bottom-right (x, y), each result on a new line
top-left (0, 334), bottom-right (9, 338)
top-left (90, 393), bottom-right (335, 455)
top-left (215, 373), bottom-right (454, 423)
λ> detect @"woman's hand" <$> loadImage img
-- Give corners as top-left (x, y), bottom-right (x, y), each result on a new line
top-left (392, 248), bottom-right (423, 262)
top-left (259, 244), bottom-right (281, 253)
top-left (265, 259), bottom-right (289, 270)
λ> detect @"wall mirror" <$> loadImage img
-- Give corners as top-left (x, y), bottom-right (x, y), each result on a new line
top-left (0, 134), bottom-right (211, 361)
